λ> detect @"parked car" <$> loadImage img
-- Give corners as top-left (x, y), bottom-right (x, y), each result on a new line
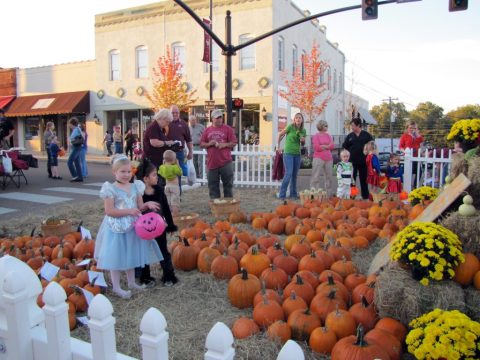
top-left (378, 152), bottom-right (390, 173)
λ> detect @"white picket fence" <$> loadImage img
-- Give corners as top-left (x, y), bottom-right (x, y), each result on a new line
top-left (0, 255), bottom-right (305, 360)
top-left (194, 144), bottom-right (280, 187)
top-left (403, 148), bottom-right (453, 192)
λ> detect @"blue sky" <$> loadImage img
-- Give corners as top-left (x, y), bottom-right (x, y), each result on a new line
top-left (1, 0), bottom-right (479, 112)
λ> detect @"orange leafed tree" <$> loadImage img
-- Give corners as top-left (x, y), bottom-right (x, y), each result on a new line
top-left (279, 42), bottom-right (330, 125)
top-left (146, 47), bottom-right (198, 112)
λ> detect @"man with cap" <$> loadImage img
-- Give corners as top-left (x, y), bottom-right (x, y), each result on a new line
top-left (200, 109), bottom-right (237, 199)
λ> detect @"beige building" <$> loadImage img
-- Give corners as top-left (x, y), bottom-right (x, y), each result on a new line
top-left (5, 0), bottom-right (346, 154)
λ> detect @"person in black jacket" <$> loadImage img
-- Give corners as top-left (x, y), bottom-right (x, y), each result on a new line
top-left (135, 159), bottom-right (178, 287)
top-left (342, 117), bottom-right (373, 200)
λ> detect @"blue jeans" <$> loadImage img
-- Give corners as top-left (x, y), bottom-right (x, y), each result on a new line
top-left (176, 151), bottom-right (187, 195)
top-left (80, 146), bottom-right (88, 177)
top-left (279, 153), bottom-right (301, 199)
top-left (67, 145), bottom-right (83, 179)
top-left (114, 142), bottom-right (123, 154)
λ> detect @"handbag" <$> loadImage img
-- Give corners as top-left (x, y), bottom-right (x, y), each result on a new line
top-left (187, 159), bottom-right (197, 185)
top-left (272, 150), bottom-right (285, 181)
top-left (71, 135), bottom-right (84, 146)
top-left (1, 152), bottom-right (13, 173)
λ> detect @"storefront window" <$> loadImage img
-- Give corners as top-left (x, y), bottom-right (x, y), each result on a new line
top-left (106, 111), bottom-right (122, 134)
top-left (24, 117), bottom-right (40, 140)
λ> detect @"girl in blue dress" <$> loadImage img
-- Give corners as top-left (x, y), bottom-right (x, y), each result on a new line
top-left (95, 154), bottom-right (163, 299)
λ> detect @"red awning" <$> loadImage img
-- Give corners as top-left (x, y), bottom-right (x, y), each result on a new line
top-left (0, 95), bottom-right (15, 111)
top-left (4, 91), bottom-right (90, 117)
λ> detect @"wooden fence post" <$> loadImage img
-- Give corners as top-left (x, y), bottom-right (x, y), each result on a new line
top-left (403, 148), bottom-right (412, 192)
top-left (276, 339), bottom-right (304, 360)
top-left (139, 307), bottom-right (169, 360)
top-left (204, 322), bottom-right (234, 360)
top-left (42, 282), bottom-right (72, 360)
top-left (88, 294), bottom-right (117, 360)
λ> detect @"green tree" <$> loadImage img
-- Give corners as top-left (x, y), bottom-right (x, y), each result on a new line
top-left (146, 47), bottom-right (198, 112)
top-left (446, 104), bottom-right (480, 121)
top-left (408, 102), bottom-right (451, 148)
top-left (369, 102), bottom-right (408, 138)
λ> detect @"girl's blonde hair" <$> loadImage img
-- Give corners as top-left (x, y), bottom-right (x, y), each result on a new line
top-left (111, 154), bottom-right (130, 171)
top-left (388, 153), bottom-right (400, 166)
top-left (363, 140), bottom-right (377, 155)
top-left (340, 149), bottom-right (350, 158)
top-left (163, 149), bottom-right (176, 163)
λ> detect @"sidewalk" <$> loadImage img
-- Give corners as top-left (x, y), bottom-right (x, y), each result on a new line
top-left (31, 151), bottom-right (111, 165)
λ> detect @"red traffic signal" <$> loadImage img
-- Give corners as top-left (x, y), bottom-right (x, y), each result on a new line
top-left (362, 0), bottom-right (378, 20)
top-left (449, 0), bottom-right (468, 11)
top-left (232, 98), bottom-right (244, 110)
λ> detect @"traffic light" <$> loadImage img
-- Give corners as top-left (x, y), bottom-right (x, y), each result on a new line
top-left (362, 0), bottom-right (378, 20)
top-left (449, 0), bottom-right (468, 11)
top-left (232, 98), bottom-right (244, 110)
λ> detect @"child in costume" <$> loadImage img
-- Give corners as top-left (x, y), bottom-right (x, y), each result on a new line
top-left (94, 154), bottom-right (163, 299)
top-left (136, 159), bottom-right (179, 287)
top-left (386, 153), bottom-right (404, 194)
top-left (158, 149), bottom-right (182, 216)
top-left (365, 140), bottom-right (381, 194)
top-left (336, 149), bottom-right (353, 199)
top-left (48, 136), bottom-right (62, 180)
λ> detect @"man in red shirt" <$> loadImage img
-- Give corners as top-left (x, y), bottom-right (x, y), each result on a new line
top-left (200, 109), bottom-right (237, 199)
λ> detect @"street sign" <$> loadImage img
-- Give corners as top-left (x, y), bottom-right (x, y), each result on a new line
top-left (204, 100), bottom-right (215, 110)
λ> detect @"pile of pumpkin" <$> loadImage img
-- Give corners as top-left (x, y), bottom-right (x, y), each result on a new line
top-left (167, 197), bottom-right (417, 358)
top-left (0, 229), bottom-right (97, 330)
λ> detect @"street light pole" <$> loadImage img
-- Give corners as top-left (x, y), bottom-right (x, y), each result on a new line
top-left (224, 11), bottom-right (234, 127)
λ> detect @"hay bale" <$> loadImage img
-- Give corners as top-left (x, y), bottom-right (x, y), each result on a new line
top-left (464, 287), bottom-right (480, 322)
top-left (440, 212), bottom-right (480, 258)
top-left (467, 156), bottom-right (480, 208)
top-left (375, 262), bottom-right (466, 326)
top-left (451, 153), bottom-right (469, 179)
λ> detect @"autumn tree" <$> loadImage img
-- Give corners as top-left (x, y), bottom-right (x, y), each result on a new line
top-left (446, 104), bottom-right (480, 122)
top-left (409, 101), bottom-right (451, 147)
top-left (146, 47), bottom-right (198, 112)
top-left (369, 102), bottom-right (408, 138)
top-left (279, 42), bottom-right (330, 134)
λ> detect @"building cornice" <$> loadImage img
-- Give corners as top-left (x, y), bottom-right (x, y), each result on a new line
top-left (95, 0), bottom-right (266, 28)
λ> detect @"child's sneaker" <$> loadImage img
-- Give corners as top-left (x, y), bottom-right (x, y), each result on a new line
top-left (164, 281), bottom-right (174, 287)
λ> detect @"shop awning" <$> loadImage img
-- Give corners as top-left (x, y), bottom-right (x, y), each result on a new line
top-left (357, 107), bottom-right (378, 125)
top-left (4, 91), bottom-right (90, 117)
top-left (0, 95), bottom-right (15, 111)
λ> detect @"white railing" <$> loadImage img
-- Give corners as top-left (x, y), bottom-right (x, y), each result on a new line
top-left (403, 148), bottom-right (453, 192)
top-left (194, 144), bottom-right (280, 187)
top-left (0, 255), bottom-right (305, 360)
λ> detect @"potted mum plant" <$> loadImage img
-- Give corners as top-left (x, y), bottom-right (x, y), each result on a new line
top-left (447, 118), bottom-right (480, 153)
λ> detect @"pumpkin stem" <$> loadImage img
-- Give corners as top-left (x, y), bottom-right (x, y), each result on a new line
top-left (182, 237), bottom-right (189, 246)
top-left (240, 268), bottom-right (248, 280)
top-left (30, 227), bottom-right (36, 237)
top-left (77, 220), bottom-right (83, 233)
top-left (327, 274), bottom-right (335, 285)
top-left (361, 295), bottom-right (370, 308)
top-left (354, 325), bottom-right (369, 347)
top-left (295, 274), bottom-right (304, 285)
top-left (327, 289), bottom-right (337, 300)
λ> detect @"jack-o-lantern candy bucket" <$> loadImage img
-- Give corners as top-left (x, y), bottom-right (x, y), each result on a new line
top-left (134, 212), bottom-right (167, 240)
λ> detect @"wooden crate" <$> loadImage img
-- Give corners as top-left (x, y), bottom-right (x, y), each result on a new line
top-left (209, 198), bottom-right (241, 218)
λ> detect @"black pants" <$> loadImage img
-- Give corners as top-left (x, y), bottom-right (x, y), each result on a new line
top-left (353, 163), bottom-right (369, 200)
top-left (46, 147), bottom-right (52, 177)
top-left (136, 231), bottom-right (177, 284)
top-left (125, 144), bottom-right (134, 160)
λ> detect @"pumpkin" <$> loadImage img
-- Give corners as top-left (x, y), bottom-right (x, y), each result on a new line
top-left (267, 217), bottom-right (285, 234)
top-left (134, 212), bottom-right (166, 240)
top-left (330, 257), bottom-right (358, 278)
top-left (73, 237), bottom-right (96, 260)
top-left (344, 273), bottom-right (367, 292)
top-left (283, 274), bottom-right (315, 305)
top-left (273, 249), bottom-right (299, 277)
top-left (266, 242), bottom-right (284, 261)
top-left (348, 296), bottom-right (378, 332)
top-left (211, 252), bottom-right (238, 280)
top-left (68, 286), bottom-right (88, 312)
top-left (298, 250), bottom-right (326, 274)
top-left (365, 328), bottom-right (402, 360)
top-left (331, 326), bottom-right (391, 360)
top-left (309, 326), bottom-right (337, 354)
top-left (267, 320), bottom-right (291, 344)
top-left (229, 211), bottom-right (247, 223)
top-left (227, 268), bottom-right (261, 309)
top-left (453, 253), bottom-right (480, 286)
top-left (260, 264), bottom-right (289, 290)
top-left (325, 307), bottom-right (356, 339)
top-left (352, 281), bottom-right (376, 304)
top-left (172, 237), bottom-right (200, 271)
top-left (239, 245), bottom-right (271, 278)
top-left (232, 317), bottom-right (260, 339)
top-left (282, 291), bottom-right (308, 318)
top-left (458, 194), bottom-right (477, 216)
top-left (197, 247), bottom-right (221, 273)
top-left (287, 308), bottom-right (321, 341)
top-left (253, 281), bottom-right (282, 307)
top-left (251, 217), bottom-right (267, 229)
top-left (399, 191), bottom-right (408, 201)
top-left (318, 269), bottom-right (343, 284)
top-left (310, 289), bottom-right (347, 323)
top-left (474, 271), bottom-right (480, 290)
top-left (350, 185), bottom-right (359, 198)
top-left (374, 317), bottom-right (407, 343)
top-left (289, 238), bottom-right (313, 260)
top-left (252, 296), bottom-right (284, 328)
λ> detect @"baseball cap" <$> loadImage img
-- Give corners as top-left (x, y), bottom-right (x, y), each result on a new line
top-left (211, 109), bottom-right (223, 119)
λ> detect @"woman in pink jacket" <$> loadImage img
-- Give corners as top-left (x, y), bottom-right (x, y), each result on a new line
top-left (310, 120), bottom-right (334, 193)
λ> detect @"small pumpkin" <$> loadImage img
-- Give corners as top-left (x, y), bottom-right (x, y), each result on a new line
top-left (267, 320), bottom-right (291, 344)
top-left (227, 268), bottom-right (261, 309)
top-left (232, 317), bottom-right (260, 339)
top-left (331, 326), bottom-right (391, 360)
top-left (458, 194), bottom-right (477, 216)
top-left (309, 326), bottom-right (337, 354)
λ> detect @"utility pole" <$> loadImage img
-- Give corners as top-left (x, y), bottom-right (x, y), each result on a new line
top-left (383, 96), bottom-right (398, 152)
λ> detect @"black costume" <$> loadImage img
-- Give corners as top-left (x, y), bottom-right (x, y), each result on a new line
top-left (136, 184), bottom-right (178, 285)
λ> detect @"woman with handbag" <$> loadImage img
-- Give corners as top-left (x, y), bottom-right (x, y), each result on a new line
top-left (67, 117), bottom-right (84, 182)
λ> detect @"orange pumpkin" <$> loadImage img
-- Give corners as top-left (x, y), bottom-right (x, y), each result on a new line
top-left (267, 320), bottom-right (291, 344)
top-left (232, 317), bottom-right (260, 339)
